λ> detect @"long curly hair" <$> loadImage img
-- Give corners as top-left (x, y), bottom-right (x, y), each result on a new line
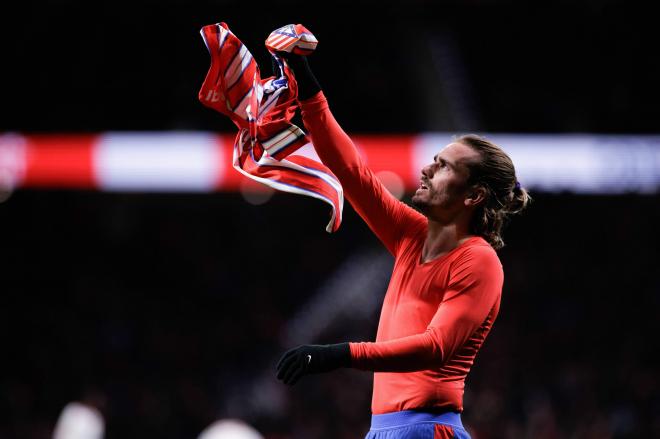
top-left (456, 134), bottom-right (531, 249)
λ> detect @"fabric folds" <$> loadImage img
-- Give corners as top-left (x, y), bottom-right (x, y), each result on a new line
top-left (198, 22), bottom-right (343, 232)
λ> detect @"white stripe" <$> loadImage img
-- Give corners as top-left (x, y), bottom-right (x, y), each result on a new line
top-left (258, 80), bottom-right (289, 119)
top-left (262, 128), bottom-right (296, 148)
top-left (200, 28), bottom-right (211, 52)
top-left (218, 27), bottom-right (229, 44)
top-left (224, 45), bottom-right (252, 89)
top-left (216, 24), bottom-right (229, 50)
top-left (0, 133), bottom-right (27, 189)
top-left (200, 26), bottom-right (228, 53)
top-left (262, 127), bottom-right (303, 153)
top-left (257, 152), bottom-right (344, 202)
top-left (258, 92), bottom-right (282, 119)
top-left (413, 133), bottom-right (660, 194)
top-left (233, 89), bottom-right (253, 119)
top-left (94, 132), bottom-right (222, 191)
top-left (255, 83), bottom-right (264, 107)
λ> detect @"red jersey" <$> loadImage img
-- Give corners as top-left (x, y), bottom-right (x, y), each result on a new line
top-left (300, 92), bottom-right (504, 414)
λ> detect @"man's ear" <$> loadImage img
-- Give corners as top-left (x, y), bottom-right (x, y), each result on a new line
top-left (465, 185), bottom-right (487, 208)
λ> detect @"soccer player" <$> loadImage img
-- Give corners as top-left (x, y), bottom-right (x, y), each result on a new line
top-left (275, 48), bottom-right (530, 438)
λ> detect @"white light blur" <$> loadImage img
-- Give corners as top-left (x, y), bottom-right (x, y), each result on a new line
top-left (52, 402), bottom-right (104, 439)
top-left (197, 419), bottom-right (264, 439)
top-left (376, 170), bottom-right (405, 199)
top-left (0, 133), bottom-right (26, 198)
top-left (0, 169), bottom-right (14, 203)
top-left (94, 132), bottom-right (222, 192)
top-left (240, 178), bottom-right (275, 205)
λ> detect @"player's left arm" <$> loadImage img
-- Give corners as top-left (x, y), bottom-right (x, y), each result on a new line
top-left (349, 246), bottom-right (503, 372)
top-left (276, 246), bottom-right (503, 384)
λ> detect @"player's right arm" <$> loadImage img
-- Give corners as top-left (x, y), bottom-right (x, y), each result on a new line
top-left (269, 27), bottom-right (425, 252)
top-left (299, 90), bottom-right (425, 254)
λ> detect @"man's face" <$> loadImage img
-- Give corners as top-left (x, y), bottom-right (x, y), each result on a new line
top-left (411, 142), bottom-right (481, 221)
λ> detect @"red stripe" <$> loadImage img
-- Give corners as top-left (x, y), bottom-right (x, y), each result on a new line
top-left (217, 134), bottom-right (241, 191)
top-left (354, 135), bottom-right (416, 186)
top-left (22, 135), bottom-right (95, 188)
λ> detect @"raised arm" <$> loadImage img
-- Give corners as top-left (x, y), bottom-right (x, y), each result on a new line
top-left (286, 55), bottom-right (425, 254)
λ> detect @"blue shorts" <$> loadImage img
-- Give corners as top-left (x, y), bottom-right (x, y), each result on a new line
top-left (365, 410), bottom-right (471, 439)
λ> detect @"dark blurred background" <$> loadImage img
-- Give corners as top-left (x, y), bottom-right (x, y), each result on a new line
top-left (2, 1), bottom-right (659, 134)
top-left (1, 1), bottom-right (659, 438)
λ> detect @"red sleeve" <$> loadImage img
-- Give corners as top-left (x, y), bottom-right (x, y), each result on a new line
top-left (300, 92), bottom-right (425, 255)
top-left (348, 245), bottom-right (503, 371)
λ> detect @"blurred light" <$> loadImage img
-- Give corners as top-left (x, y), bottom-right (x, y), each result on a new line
top-left (52, 402), bottom-right (104, 439)
top-left (197, 419), bottom-right (264, 439)
top-left (94, 132), bottom-right (222, 192)
top-left (0, 133), bottom-right (26, 196)
top-left (414, 134), bottom-right (660, 194)
top-left (376, 170), bottom-right (405, 199)
top-left (240, 178), bottom-right (275, 205)
top-left (0, 169), bottom-right (14, 203)
top-left (4, 132), bottom-right (660, 194)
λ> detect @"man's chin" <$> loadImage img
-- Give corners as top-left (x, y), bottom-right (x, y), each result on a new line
top-left (411, 195), bottom-right (429, 213)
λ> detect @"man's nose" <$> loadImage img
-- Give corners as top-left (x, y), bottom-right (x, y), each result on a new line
top-left (421, 164), bottom-right (432, 178)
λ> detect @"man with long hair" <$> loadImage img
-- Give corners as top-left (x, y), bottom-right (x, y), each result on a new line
top-left (276, 33), bottom-right (530, 438)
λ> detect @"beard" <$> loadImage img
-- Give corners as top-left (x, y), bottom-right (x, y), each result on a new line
top-left (411, 190), bottom-right (432, 215)
top-left (412, 187), bottom-right (464, 223)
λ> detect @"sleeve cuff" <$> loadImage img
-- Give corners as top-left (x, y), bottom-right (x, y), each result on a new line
top-left (300, 91), bottom-right (329, 115)
top-left (348, 342), bottom-right (363, 368)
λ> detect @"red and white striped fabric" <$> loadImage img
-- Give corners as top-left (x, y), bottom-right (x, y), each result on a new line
top-left (198, 22), bottom-right (342, 232)
top-left (265, 24), bottom-right (318, 55)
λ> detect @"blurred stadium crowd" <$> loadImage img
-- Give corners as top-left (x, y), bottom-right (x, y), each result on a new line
top-left (0, 192), bottom-right (657, 438)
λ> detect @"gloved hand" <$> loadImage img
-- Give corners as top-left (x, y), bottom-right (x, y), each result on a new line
top-left (282, 54), bottom-right (322, 101)
top-left (276, 343), bottom-right (351, 385)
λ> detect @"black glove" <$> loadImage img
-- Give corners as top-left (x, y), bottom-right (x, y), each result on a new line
top-left (276, 343), bottom-right (350, 385)
top-left (279, 53), bottom-right (322, 101)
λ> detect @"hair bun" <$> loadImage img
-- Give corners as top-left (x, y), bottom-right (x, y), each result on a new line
top-left (508, 185), bottom-right (532, 214)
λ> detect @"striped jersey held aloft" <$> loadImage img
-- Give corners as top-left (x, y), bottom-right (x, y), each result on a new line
top-left (198, 22), bottom-right (343, 232)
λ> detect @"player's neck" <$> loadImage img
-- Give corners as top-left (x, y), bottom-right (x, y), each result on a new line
top-left (421, 220), bottom-right (472, 263)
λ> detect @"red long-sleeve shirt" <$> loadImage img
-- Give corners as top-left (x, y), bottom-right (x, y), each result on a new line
top-left (300, 92), bottom-right (503, 414)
